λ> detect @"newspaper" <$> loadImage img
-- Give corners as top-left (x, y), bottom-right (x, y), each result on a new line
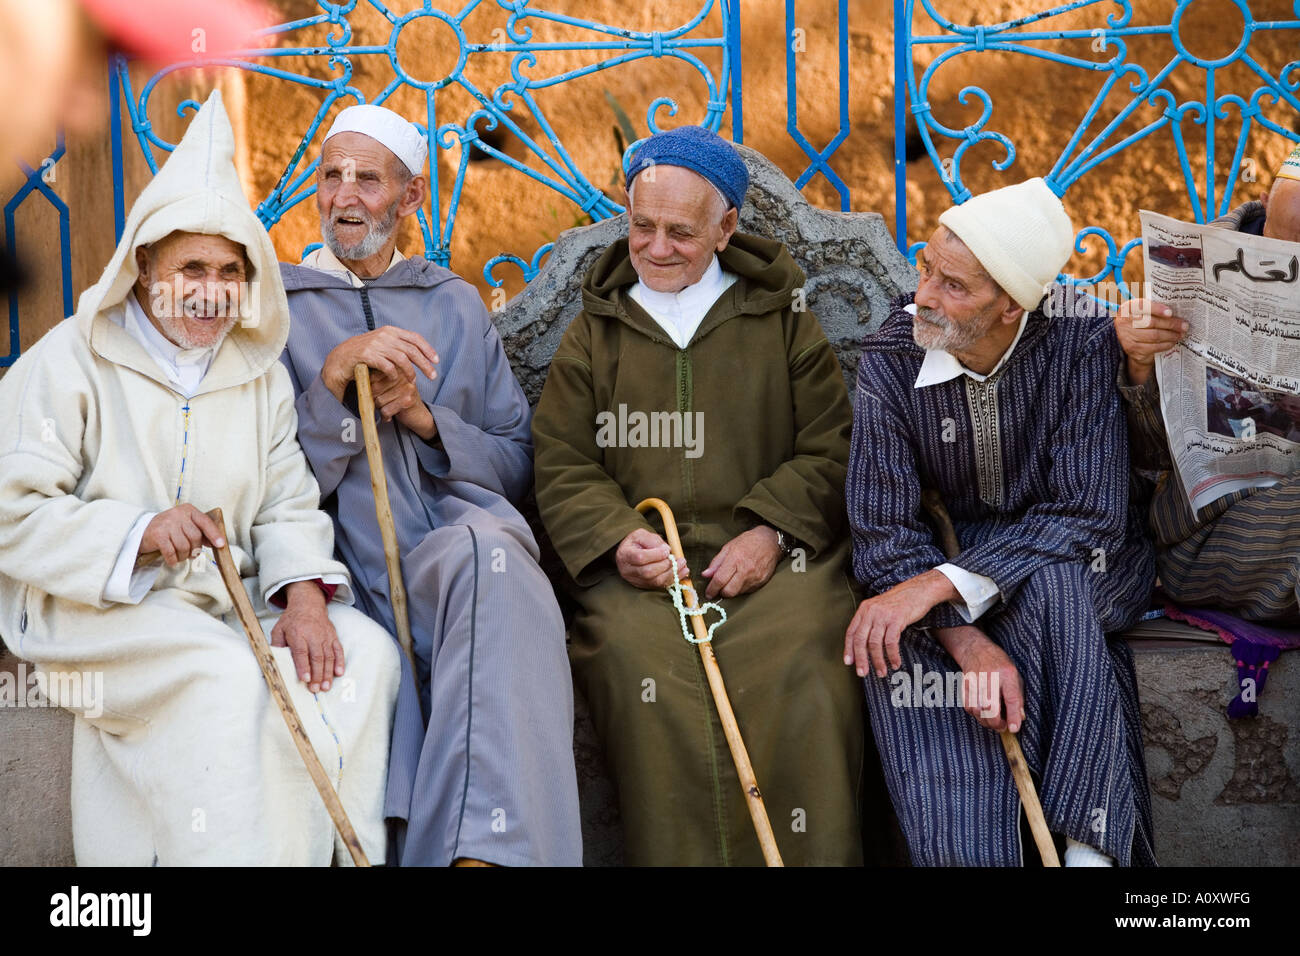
top-left (1140, 210), bottom-right (1300, 513)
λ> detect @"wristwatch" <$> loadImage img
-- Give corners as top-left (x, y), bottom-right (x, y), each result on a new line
top-left (770, 525), bottom-right (795, 557)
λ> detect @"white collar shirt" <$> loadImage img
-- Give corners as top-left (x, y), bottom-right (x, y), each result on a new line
top-left (628, 254), bottom-right (737, 349)
top-left (301, 244), bottom-right (405, 288)
top-left (911, 303), bottom-right (1030, 389)
top-left (119, 293), bottom-right (217, 399)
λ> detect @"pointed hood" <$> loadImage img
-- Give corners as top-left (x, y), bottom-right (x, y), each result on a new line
top-left (75, 89), bottom-right (289, 393)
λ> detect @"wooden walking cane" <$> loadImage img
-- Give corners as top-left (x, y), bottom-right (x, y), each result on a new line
top-left (163, 508), bottom-right (372, 866)
top-left (353, 364), bottom-right (418, 684)
top-left (919, 489), bottom-right (1061, 867)
top-left (634, 497), bottom-right (784, 867)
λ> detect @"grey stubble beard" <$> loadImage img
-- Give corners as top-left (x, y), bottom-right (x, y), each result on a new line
top-left (912, 305), bottom-right (995, 352)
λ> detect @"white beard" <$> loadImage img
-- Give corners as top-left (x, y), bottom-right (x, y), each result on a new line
top-left (155, 310), bottom-right (239, 351)
top-left (140, 275), bottom-right (242, 350)
top-left (912, 305), bottom-right (995, 352)
top-left (322, 200), bottom-right (399, 261)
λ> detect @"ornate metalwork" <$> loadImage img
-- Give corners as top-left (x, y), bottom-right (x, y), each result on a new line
top-left (895, 0), bottom-right (1300, 296)
top-left (786, 0), bottom-right (851, 210)
top-left (3, 139), bottom-right (71, 367)
top-left (8, 2), bottom-right (1300, 365)
top-left (114, 0), bottom-right (733, 289)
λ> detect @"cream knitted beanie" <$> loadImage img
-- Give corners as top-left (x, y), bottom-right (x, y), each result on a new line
top-left (937, 177), bottom-right (1074, 311)
top-left (1277, 141), bottom-right (1300, 182)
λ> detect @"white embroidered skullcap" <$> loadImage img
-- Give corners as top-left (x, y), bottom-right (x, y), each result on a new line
top-left (938, 177), bottom-right (1075, 312)
top-left (323, 104), bottom-right (428, 176)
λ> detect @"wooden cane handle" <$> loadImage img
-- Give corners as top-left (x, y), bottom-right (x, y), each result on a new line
top-left (920, 489), bottom-right (961, 559)
top-left (354, 364), bottom-right (419, 686)
top-left (134, 507), bottom-right (225, 567)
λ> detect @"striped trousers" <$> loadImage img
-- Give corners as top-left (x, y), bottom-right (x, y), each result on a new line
top-left (1155, 471), bottom-right (1300, 624)
top-left (863, 561), bottom-right (1157, 867)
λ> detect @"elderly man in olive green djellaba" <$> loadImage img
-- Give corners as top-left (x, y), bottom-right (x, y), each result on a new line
top-left (532, 126), bottom-right (864, 866)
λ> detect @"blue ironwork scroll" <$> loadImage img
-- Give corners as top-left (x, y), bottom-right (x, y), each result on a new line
top-left (8, 1), bottom-right (1299, 367)
top-left (113, 0), bottom-right (732, 290)
top-left (786, 0), bottom-right (851, 210)
top-left (894, 0), bottom-right (1300, 297)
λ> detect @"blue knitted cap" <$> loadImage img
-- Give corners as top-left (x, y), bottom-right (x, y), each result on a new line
top-left (626, 126), bottom-right (749, 212)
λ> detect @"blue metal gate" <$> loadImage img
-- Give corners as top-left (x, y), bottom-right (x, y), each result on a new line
top-left (4, 0), bottom-right (1298, 366)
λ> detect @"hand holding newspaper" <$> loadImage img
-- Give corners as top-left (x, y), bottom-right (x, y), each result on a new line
top-left (1140, 210), bottom-right (1300, 513)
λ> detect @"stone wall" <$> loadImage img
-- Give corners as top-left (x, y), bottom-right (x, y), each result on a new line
top-left (1135, 642), bottom-right (1300, 864)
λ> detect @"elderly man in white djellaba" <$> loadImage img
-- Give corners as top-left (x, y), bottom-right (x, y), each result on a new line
top-left (0, 91), bottom-right (400, 866)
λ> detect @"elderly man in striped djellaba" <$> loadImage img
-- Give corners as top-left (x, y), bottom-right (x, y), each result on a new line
top-left (845, 178), bottom-right (1157, 867)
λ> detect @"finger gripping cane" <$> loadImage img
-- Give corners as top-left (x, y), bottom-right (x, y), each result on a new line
top-left (634, 497), bottom-right (784, 867)
top-left (919, 489), bottom-right (1061, 868)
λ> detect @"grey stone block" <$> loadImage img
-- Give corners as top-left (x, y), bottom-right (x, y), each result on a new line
top-left (0, 649), bottom-right (75, 866)
top-left (1134, 641), bottom-right (1299, 866)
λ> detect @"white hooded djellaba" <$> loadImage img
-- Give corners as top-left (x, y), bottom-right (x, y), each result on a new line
top-left (0, 91), bottom-right (399, 865)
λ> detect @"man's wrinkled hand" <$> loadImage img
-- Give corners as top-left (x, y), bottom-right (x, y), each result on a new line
top-left (271, 581), bottom-right (345, 693)
top-left (844, 569), bottom-right (956, 678)
top-left (321, 326), bottom-right (439, 401)
top-left (935, 625), bottom-right (1024, 733)
top-left (369, 369), bottom-right (437, 440)
top-left (615, 528), bottom-right (688, 590)
top-left (138, 503), bottom-right (226, 567)
top-left (1114, 298), bottom-right (1188, 387)
top-left (700, 526), bottom-right (780, 600)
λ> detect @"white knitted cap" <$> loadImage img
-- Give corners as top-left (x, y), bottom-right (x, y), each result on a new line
top-left (937, 177), bottom-right (1074, 311)
top-left (323, 104), bottom-right (428, 176)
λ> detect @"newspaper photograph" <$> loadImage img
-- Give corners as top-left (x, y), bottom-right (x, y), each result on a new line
top-left (1140, 210), bottom-right (1300, 513)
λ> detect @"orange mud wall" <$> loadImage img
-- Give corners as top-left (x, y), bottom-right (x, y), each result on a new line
top-left (5, 0), bottom-right (1298, 349)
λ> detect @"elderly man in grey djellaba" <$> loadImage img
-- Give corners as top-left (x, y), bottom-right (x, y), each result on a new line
top-left (278, 104), bottom-right (581, 866)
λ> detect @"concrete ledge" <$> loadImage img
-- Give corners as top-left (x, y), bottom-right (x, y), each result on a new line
top-left (0, 650), bottom-right (74, 866)
top-left (1132, 639), bottom-right (1299, 866)
top-left (4, 633), bottom-right (1295, 866)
